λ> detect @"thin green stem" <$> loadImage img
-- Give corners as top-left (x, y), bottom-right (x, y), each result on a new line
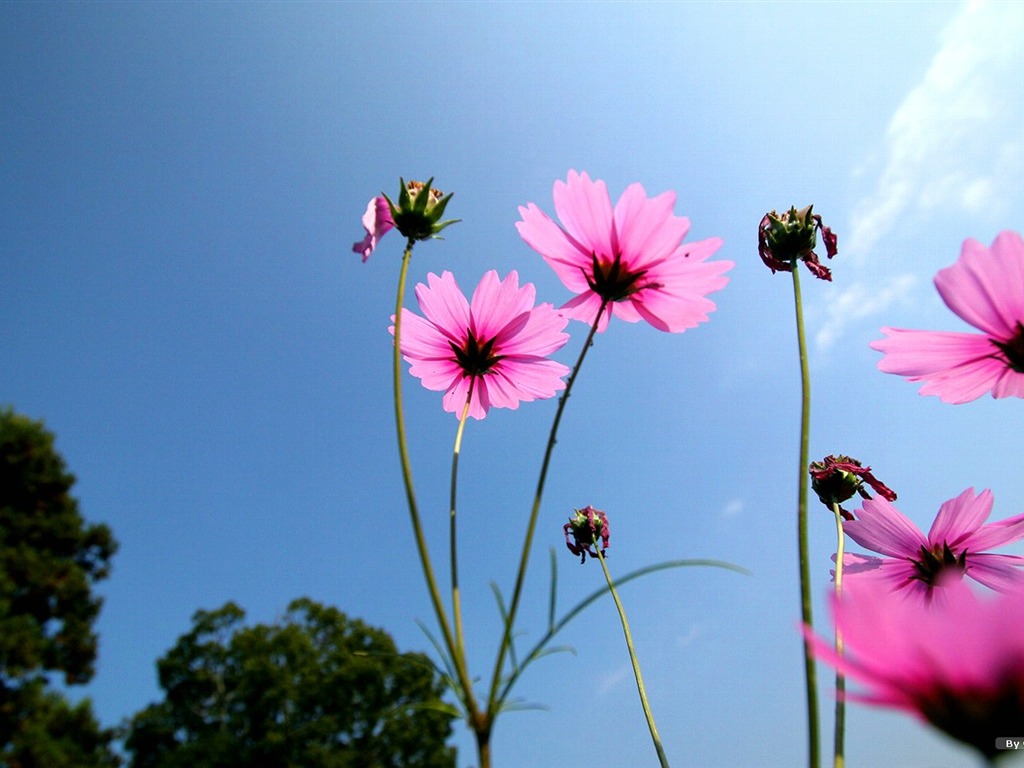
top-left (498, 558), bottom-right (747, 706)
top-left (450, 390), bottom-right (474, 659)
top-left (594, 543), bottom-right (671, 768)
top-left (791, 266), bottom-right (820, 768)
top-left (486, 299), bottom-right (609, 715)
top-left (831, 501), bottom-right (846, 768)
top-left (391, 240), bottom-right (481, 732)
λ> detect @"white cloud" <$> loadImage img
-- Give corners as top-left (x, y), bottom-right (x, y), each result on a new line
top-left (846, 1), bottom-right (1024, 259)
top-left (815, 274), bottom-right (917, 351)
top-left (676, 622), bottom-right (707, 650)
top-left (596, 663), bottom-right (631, 695)
top-left (720, 498), bottom-right (744, 519)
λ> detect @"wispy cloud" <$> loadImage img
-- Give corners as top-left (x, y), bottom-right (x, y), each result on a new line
top-left (720, 498), bottom-right (743, 520)
top-left (846, 1), bottom-right (1024, 259)
top-left (676, 622), bottom-right (708, 650)
top-left (819, 1), bottom-right (1023, 352)
top-left (815, 274), bottom-right (917, 351)
top-left (596, 663), bottom-right (632, 695)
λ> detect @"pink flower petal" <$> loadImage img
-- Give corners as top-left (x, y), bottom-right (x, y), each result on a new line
top-left (962, 510), bottom-right (1024, 551)
top-left (935, 231), bottom-right (1024, 338)
top-left (614, 185), bottom-right (688, 268)
top-left (927, 487), bottom-right (992, 547)
top-left (873, 231), bottom-right (1024, 402)
top-left (552, 170), bottom-right (616, 258)
top-left (352, 197), bottom-right (395, 262)
top-left (515, 204), bottom-right (592, 291)
top-left (871, 328), bottom-right (1006, 403)
top-left (966, 553), bottom-right (1024, 591)
top-left (844, 496), bottom-right (927, 558)
top-left (841, 553), bottom-right (921, 595)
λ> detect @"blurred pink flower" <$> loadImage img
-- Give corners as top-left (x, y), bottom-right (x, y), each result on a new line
top-left (842, 488), bottom-right (1024, 597)
top-left (806, 580), bottom-right (1024, 760)
top-left (871, 230), bottom-right (1024, 403)
top-left (352, 196), bottom-right (395, 262)
top-left (516, 170), bottom-right (732, 333)
top-left (391, 270), bottom-right (570, 420)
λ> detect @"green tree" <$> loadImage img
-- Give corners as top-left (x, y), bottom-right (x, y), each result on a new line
top-left (124, 598), bottom-right (457, 768)
top-left (1, 679), bottom-right (120, 768)
top-left (0, 406), bottom-right (120, 765)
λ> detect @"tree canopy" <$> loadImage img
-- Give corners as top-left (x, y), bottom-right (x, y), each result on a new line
top-left (124, 598), bottom-right (457, 768)
top-left (0, 406), bottom-right (120, 764)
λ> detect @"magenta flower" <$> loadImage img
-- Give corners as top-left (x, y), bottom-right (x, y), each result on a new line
top-left (871, 230), bottom-right (1024, 403)
top-left (352, 197), bottom-right (395, 262)
top-left (842, 488), bottom-right (1024, 597)
top-left (807, 581), bottom-right (1024, 760)
top-left (391, 270), bottom-right (570, 420)
top-left (515, 171), bottom-right (732, 333)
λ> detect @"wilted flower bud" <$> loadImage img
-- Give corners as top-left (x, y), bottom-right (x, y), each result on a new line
top-left (383, 177), bottom-right (460, 242)
top-left (758, 205), bottom-right (837, 281)
top-left (564, 505), bottom-right (610, 564)
top-left (810, 454), bottom-right (896, 519)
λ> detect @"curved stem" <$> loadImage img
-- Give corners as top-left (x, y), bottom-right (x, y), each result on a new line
top-left (791, 266), bottom-right (820, 768)
top-left (832, 501), bottom-right (846, 768)
top-left (498, 558), bottom-right (747, 705)
top-left (486, 299), bottom-right (609, 714)
top-left (391, 240), bottom-right (481, 728)
top-left (594, 544), bottom-right (671, 768)
top-left (450, 389), bottom-right (474, 659)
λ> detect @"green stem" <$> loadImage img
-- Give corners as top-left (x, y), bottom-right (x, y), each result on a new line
top-left (450, 390), bottom-right (473, 659)
top-left (831, 501), bottom-right (845, 768)
top-left (391, 239), bottom-right (481, 729)
top-left (486, 299), bottom-right (609, 715)
top-left (791, 266), bottom-right (820, 768)
top-left (498, 558), bottom-right (746, 706)
top-left (594, 542), bottom-right (671, 768)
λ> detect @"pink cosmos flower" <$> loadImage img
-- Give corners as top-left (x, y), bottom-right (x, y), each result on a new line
top-left (516, 171), bottom-right (732, 333)
top-left (871, 230), bottom-right (1024, 403)
top-left (806, 580), bottom-right (1024, 761)
top-left (352, 196), bottom-right (395, 262)
top-left (391, 270), bottom-right (571, 420)
top-left (842, 488), bottom-right (1024, 597)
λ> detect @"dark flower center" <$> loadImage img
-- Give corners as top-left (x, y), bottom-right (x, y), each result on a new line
top-left (991, 322), bottom-right (1024, 373)
top-left (920, 682), bottom-right (1024, 759)
top-left (583, 252), bottom-right (660, 302)
top-left (911, 541), bottom-right (967, 586)
top-left (450, 332), bottom-right (501, 377)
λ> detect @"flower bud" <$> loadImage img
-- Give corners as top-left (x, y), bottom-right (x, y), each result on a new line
top-left (564, 505), bottom-right (610, 564)
top-left (383, 177), bottom-right (460, 242)
top-left (758, 205), bottom-right (837, 280)
top-left (810, 454), bottom-right (896, 519)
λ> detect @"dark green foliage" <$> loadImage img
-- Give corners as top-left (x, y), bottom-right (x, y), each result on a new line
top-left (0, 407), bottom-right (117, 687)
top-left (124, 598), bottom-right (456, 768)
top-left (0, 407), bottom-right (120, 765)
top-left (0, 680), bottom-right (120, 768)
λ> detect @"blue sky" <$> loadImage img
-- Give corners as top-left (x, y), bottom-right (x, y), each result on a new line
top-left (3, 2), bottom-right (1024, 766)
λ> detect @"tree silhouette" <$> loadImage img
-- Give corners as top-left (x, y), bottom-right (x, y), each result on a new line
top-left (125, 598), bottom-right (456, 768)
top-left (0, 406), bottom-right (119, 765)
